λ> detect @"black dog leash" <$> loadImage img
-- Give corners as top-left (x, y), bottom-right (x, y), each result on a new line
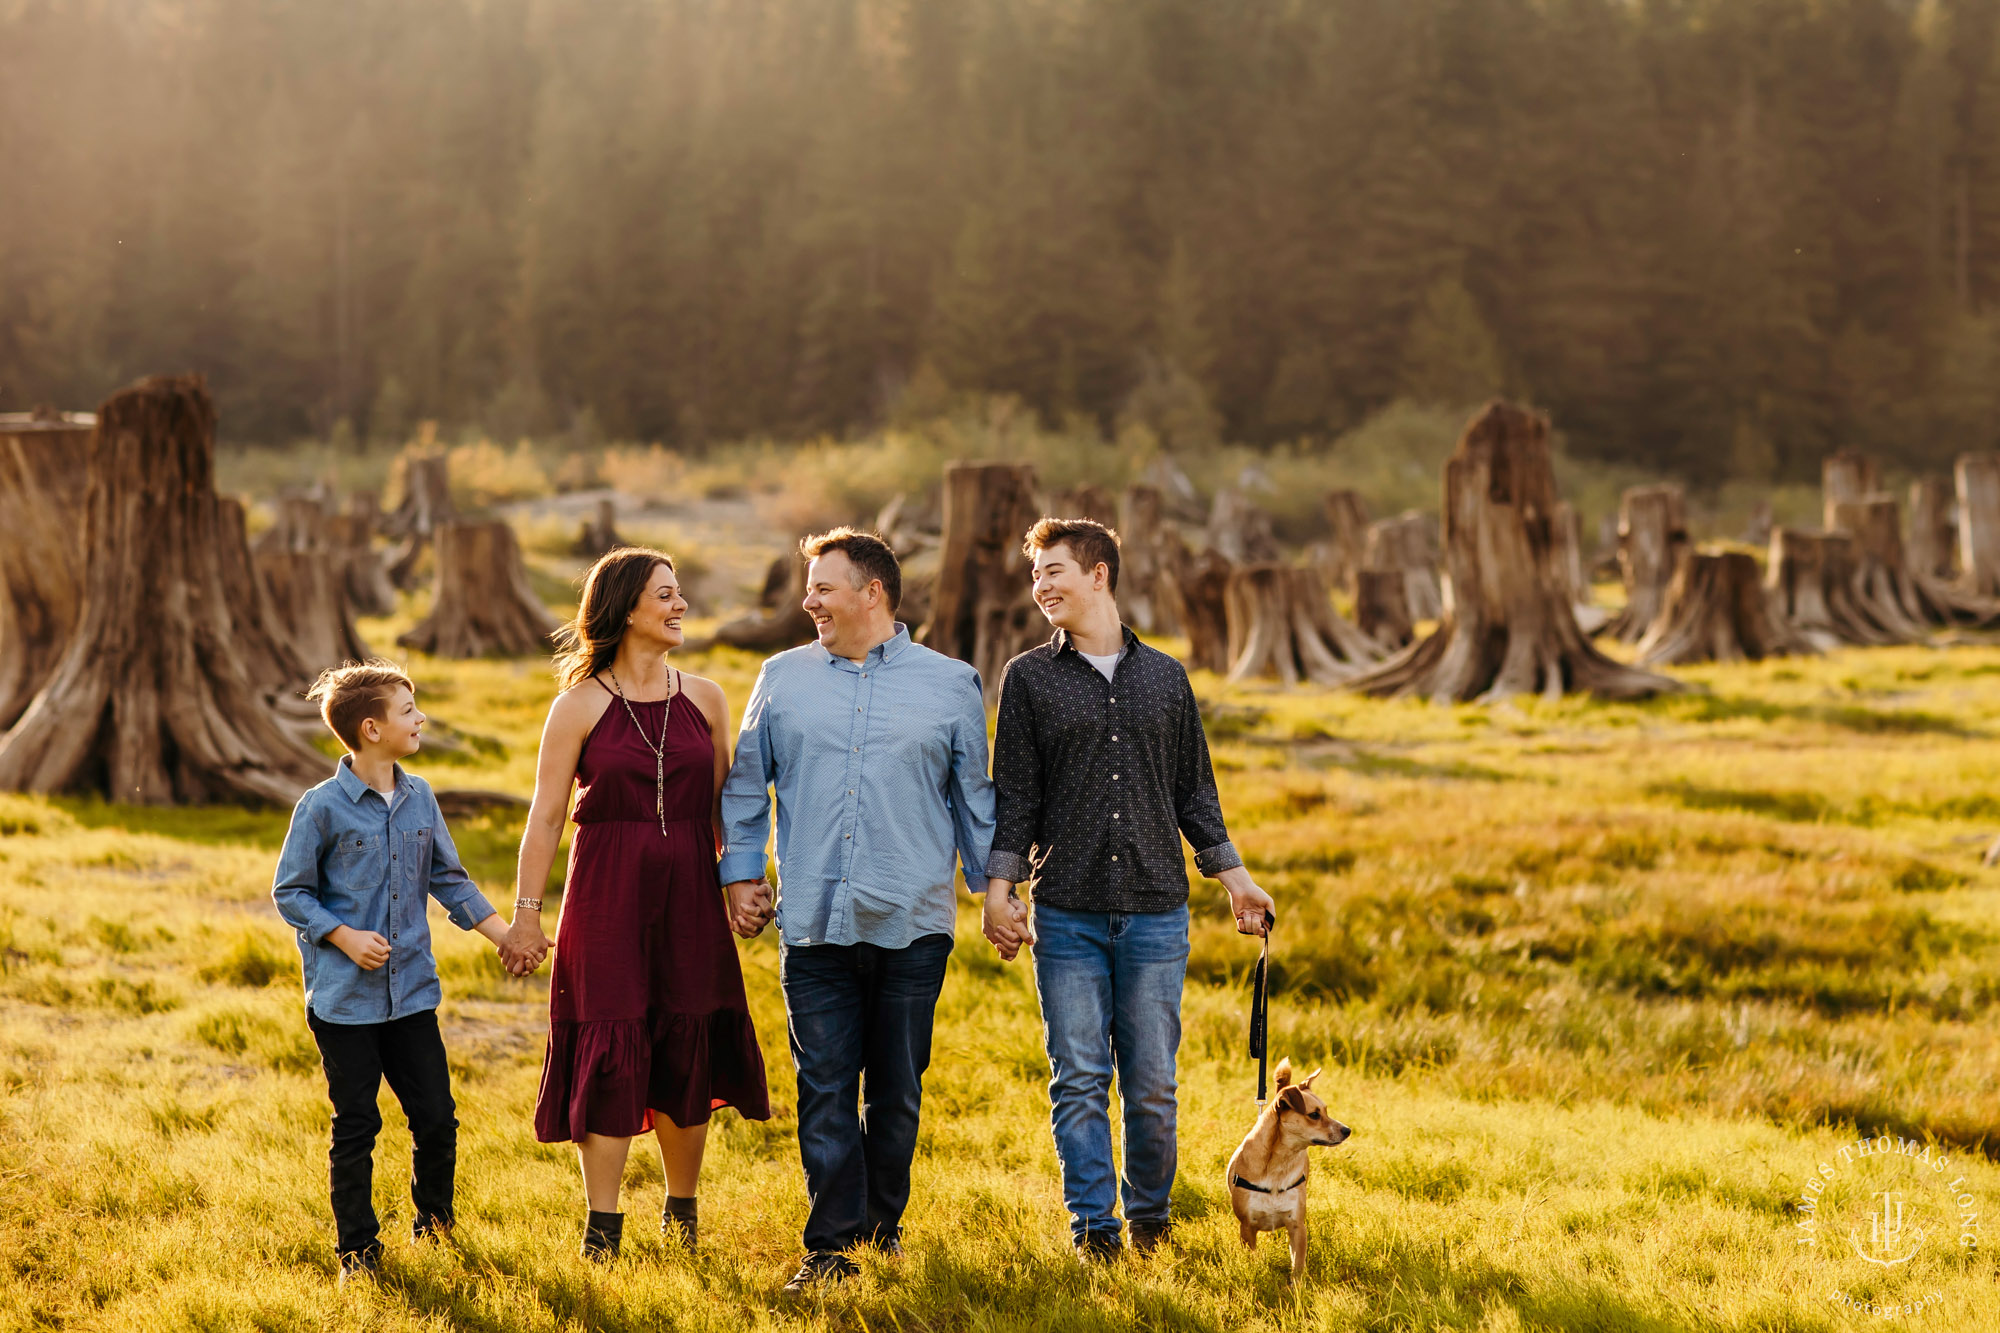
top-left (1248, 909), bottom-right (1275, 1106)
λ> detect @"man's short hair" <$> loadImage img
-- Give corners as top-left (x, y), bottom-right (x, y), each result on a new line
top-left (1024, 516), bottom-right (1121, 592)
top-left (305, 659), bottom-right (414, 753)
top-left (799, 526), bottom-right (902, 612)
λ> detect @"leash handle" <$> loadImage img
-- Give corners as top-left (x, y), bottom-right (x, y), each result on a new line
top-left (1249, 910), bottom-right (1273, 1104)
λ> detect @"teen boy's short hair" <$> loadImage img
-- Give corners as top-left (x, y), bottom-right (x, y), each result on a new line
top-left (1023, 517), bottom-right (1121, 593)
top-left (306, 659), bottom-right (414, 752)
top-left (799, 527), bottom-right (902, 612)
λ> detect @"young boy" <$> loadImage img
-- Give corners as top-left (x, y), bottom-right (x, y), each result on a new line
top-left (272, 659), bottom-right (515, 1283)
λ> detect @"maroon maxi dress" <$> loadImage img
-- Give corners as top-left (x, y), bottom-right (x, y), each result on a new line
top-left (533, 683), bottom-right (770, 1141)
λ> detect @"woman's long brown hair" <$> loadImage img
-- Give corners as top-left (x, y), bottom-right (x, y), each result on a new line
top-left (552, 547), bottom-right (676, 691)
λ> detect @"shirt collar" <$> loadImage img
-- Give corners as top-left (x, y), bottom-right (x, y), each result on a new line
top-left (814, 622), bottom-right (913, 669)
top-left (1050, 625), bottom-right (1137, 658)
top-left (335, 754), bottom-right (406, 803)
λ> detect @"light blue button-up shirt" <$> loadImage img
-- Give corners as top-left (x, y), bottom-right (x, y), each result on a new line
top-left (719, 625), bottom-right (996, 949)
top-left (271, 756), bottom-right (497, 1023)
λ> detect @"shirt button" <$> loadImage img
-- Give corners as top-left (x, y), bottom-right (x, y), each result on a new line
top-left (1113, 813), bottom-right (1120, 819)
top-left (857, 706), bottom-right (863, 712)
top-left (845, 833), bottom-right (851, 839)
top-left (1110, 697), bottom-right (1116, 703)
top-left (1111, 855), bottom-right (1119, 862)
top-left (1113, 775), bottom-right (1120, 781)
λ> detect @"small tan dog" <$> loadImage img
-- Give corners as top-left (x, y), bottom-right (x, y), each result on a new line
top-left (1225, 1058), bottom-right (1349, 1281)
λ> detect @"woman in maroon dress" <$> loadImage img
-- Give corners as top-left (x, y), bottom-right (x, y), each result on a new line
top-left (507, 547), bottom-right (772, 1260)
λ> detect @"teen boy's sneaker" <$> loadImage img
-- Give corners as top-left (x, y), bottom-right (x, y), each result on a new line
top-left (337, 1246), bottom-right (383, 1287)
top-left (781, 1250), bottom-right (857, 1295)
top-left (1129, 1221), bottom-right (1172, 1254)
top-left (412, 1213), bottom-right (454, 1243)
top-left (1074, 1229), bottom-right (1123, 1263)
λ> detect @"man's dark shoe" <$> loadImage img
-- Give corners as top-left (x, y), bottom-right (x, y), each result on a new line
top-left (1129, 1220), bottom-right (1172, 1254)
top-left (412, 1213), bottom-right (453, 1243)
top-left (581, 1210), bottom-right (624, 1262)
top-left (864, 1226), bottom-right (903, 1258)
top-left (782, 1250), bottom-right (858, 1295)
top-left (1074, 1229), bottom-right (1123, 1263)
top-left (337, 1245), bottom-right (383, 1287)
top-left (662, 1196), bottom-right (698, 1251)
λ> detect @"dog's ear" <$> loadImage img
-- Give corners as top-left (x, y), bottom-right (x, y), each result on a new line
top-left (1277, 1085), bottom-right (1306, 1114)
top-left (1301, 1067), bottom-right (1322, 1089)
top-left (1275, 1057), bottom-right (1293, 1088)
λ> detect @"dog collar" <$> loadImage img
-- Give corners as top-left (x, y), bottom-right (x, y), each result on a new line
top-left (1232, 1172), bottom-right (1307, 1195)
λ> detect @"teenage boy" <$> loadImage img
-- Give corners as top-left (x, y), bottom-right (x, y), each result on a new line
top-left (720, 528), bottom-right (996, 1294)
top-left (272, 660), bottom-right (523, 1283)
top-left (982, 517), bottom-right (1275, 1261)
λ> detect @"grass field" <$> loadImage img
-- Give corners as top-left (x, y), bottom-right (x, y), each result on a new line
top-left (4, 614), bottom-right (2000, 1330)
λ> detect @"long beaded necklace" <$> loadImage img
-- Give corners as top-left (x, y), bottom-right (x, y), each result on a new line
top-left (606, 666), bottom-right (674, 837)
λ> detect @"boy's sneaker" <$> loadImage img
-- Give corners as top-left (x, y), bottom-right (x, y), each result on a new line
top-left (781, 1250), bottom-right (857, 1295)
top-left (1074, 1229), bottom-right (1123, 1263)
top-left (337, 1246), bottom-right (383, 1287)
top-left (1129, 1221), bottom-right (1172, 1254)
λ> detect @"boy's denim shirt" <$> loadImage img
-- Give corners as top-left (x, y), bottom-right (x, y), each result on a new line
top-left (272, 757), bottom-right (496, 1024)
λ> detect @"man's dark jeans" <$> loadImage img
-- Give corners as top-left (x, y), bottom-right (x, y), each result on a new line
top-left (780, 933), bottom-right (952, 1255)
top-left (307, 1007), bottom-right (458, 1259)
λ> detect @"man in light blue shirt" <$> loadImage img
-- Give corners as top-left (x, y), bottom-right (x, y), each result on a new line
top-left (720, 527), bottom-right (994, 1293)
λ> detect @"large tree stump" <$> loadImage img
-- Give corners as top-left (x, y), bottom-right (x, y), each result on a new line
top-left (1601, 485), bottom-right (1689, 642)
top-left (921, 462), bottom-right (1044, 700)
top-left (691, 551), bottom-right (817, 653)
top-left (1827, 495), bottom-right (1932, 639)
top-left (1354, 569), bottom-right (1414, 651)
top-left (1313, 489), bottom-right (1371, 597)
top-left (1224, 564), bottom-right (1381, 686)
top-left (397, 520), bottom-right (560, 658)
top-left (1766, 528), bottom-right (1898, 649)
top-left (1363, 512), bottom-right (1444, 622)
top-left (1048, 484), bottom-right (1119, 526)
top-left (0, 377), bottom-right (326, 804)
top-left (384, 452), bottom-right (455, 589)
top-left (1821, 451), bottom-right (1880, 530)
top-left (1908, 479), bottom-right (1956, 580)
top-left (215, 496), bottom-right (315, 698)
top-left (256, 549), bottom-right (372, 670)
top-left (1955, 454), bottom-right (2000, 599)
top-left (1343, 402), bottom-right (1679, 704)
top-left (1117, 485), bottom-right (1179, 635)
top-left (1635, 550), bottom-right (1813, 665)
top-left (328, 503), bottom-right (397, 618)
top-left (572, 498), bottom-right (627, 558)
top-left (1207, 489), bottom-right (1279, 564)
top-left (1551, 500), bottom-right (1609, 634)
top-left (0, 415), bottom-right (92, 729)
top-left (1159, 529), bottom-right (1232, 674)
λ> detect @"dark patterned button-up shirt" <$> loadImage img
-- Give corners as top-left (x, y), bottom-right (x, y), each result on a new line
top-left (987, 626), bottom-right (1242, 912)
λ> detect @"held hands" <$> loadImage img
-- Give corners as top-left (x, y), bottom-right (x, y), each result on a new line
top-left (724, 878), bottom-right (775, 938)
top-left (329, 925), bottom-right (391, 971)
top-left (981, 883), bottom-right (1034, 962)
top-left (500, 915), bottom-right (551, 976)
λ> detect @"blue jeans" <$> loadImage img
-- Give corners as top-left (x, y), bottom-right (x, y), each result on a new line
top-left (1031, 903), bottom-right (1189, 1243)
top-left (780, 933), bottom-right (952, 1254)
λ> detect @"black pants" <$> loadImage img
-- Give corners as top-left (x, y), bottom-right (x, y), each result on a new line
top-left (780, 934), bottom-right (952, 1255)
top-left (308, 1008), bottom-right (458, 1258)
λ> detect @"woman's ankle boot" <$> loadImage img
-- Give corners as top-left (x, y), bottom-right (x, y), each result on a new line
top-left (663, 1195), bottom-right (697, 1250)
top-left (581, 1210), bottom-right (623, 1262)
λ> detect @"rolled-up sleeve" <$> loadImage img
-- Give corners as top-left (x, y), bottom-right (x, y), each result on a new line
top-left (986, 657), bottom-right (1043, 885)
top-left (718, 661), bottom-right (778, 884)
top-left (271, 794), bottom-right (345, 943)
top-left (423, 787), bottom-right (496, 928)
top-left (947, 669), bottom-right (997, 893)
top-left (1174, 675), bottom-right (1241, 877)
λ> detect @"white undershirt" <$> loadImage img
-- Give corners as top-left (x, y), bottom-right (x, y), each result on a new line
top-left (1080, 650), bottom-right (1121, 682)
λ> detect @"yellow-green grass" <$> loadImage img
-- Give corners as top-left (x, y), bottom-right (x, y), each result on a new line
top-left (5, 636), bottom-right (2000, 1330)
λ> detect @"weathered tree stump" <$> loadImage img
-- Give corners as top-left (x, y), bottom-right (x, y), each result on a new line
top-left (1908, 479), bottom-right (1956, 580)
top-left (397, 520), bottom-right (560, 658)
top-left (1207, 489), bottom-right (1279, 564)
top-left (1355, 569), bottom-right (1415, 651)
top-left (1955, 454), bottom-right (2000, 599)
top-left (1827, 495), bottom-right (1933, 639)
top-left (1602, 485), bottom-right (1689, 641)
top-left (1363, 512), bottom-right (1444, 622)
top-left (1315, 489), bottom-right (1371, 596)
top-left (1551, 500), bottom-right (1609, 634)
top-left (1635, 550), bottom-right (1813, 665)
top-left (328, 502), bottom-right (397, 618)
top-left (1766, 528), bottom-right (1898, 649)
top-left (921, 462), bottom-right (1044, 700)
top-left (1117, 485), bottom-right (1178, 635)
top-left (256, 548), bottom-right (372, 670)
top-left (572, 498), bottom-right (626, 557)
top-left (215, 496), bottom-right (316, 700)
top-left (1821, 451), bottom-right (1880, 530)
top-left (1223, 564), bottom-right (1380, 686)
top-left (0, 414), bottom-right (92, 729)
top-left (0, 376), bottom-right (326, 804)
top-left (1159, 529), bottom-right (1232, 674)
top-left (1344, 402), bottom-right (1679, 704)
top-left (384, 452), bottom-right (455, 589)
top-left (1048, 484), bottom-right (1119, 526)
top-left (691, 552), bottom-right (817, 653)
